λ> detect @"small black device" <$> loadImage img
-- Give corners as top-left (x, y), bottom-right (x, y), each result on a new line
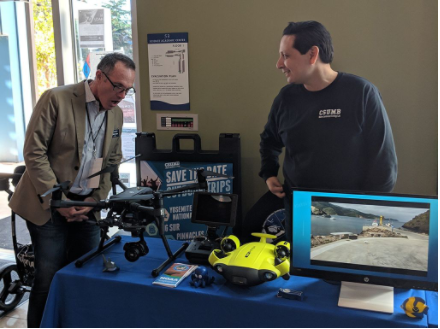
top-left (185, 192), bottom-right (238, 264)
top-left (277, 288), bottom-right (304, 301)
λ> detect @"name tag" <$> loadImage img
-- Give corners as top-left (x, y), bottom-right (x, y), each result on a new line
top-left (112, 129), bottom-right (120, 138)
top-left (87, 158), bottom-right (103, 188)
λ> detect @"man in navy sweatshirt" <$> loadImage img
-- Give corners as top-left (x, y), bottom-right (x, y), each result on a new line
top-left (245, 21), bottom-right (397, 242)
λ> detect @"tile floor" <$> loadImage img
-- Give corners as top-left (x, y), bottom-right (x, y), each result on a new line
top-left (0, 300), bottom-right (28, 327)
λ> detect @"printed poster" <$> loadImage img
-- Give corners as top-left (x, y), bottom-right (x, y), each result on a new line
top-left (140, 161), bottom-right (233, 240)
top-left (147, 33), bottom-right (190, 110)
top-left (88, 50), bottom-right (123, 79)
top-left (78, 9), bottom-right (105, 48)
top-left (121, 127), bottom-right (136, 161)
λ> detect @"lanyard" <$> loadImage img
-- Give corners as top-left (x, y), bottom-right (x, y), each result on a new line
top-left (86, 109), bottom-right (106, 158)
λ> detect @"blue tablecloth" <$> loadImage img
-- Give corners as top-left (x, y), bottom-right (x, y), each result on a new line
top-left (41, 236), bottom-right (437, 328)
top-left (426, 291), bottom-right (438, 328)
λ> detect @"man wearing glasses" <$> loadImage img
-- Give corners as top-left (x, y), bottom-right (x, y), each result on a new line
top-left (9, 53), bottom-right (136, 327)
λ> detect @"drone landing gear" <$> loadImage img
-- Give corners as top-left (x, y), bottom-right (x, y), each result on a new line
top-left (152, 237), bottom-right (189, 277)
top-left (75, 227), bottom-right (122, 268)
top-left (74, 223), bottom-right (188, 278)
top-left (151, 216), bottom-right (189, 277)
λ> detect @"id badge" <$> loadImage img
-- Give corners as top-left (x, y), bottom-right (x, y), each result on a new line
top-left (87, 158), bottom-right (103, 188)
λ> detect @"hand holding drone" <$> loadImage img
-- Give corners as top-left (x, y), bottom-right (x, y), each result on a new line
top-left (42, 157), bottom-right (234, 277)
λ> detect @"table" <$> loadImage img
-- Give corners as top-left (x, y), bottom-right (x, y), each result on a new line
top-left (41, 236), bottom-right (438, 328)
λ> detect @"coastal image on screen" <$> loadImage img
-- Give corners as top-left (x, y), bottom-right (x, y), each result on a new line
top-left (310, 198), bottom-right (430, 273)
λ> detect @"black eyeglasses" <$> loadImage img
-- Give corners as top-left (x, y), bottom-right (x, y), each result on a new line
top-left (101, 71), bottom-right (136, 96)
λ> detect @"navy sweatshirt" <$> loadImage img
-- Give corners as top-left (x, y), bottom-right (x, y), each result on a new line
top-left (259, 72), bottom-right (398, 192)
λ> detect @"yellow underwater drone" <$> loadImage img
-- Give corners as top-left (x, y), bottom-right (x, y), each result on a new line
top-left (208, 233), bottom-right (290, 286)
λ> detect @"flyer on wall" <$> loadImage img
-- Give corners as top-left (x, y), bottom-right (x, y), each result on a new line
top-left (88, 50), bottom-right (123, 79)
top-left (147, 33), bottom-right (190, 110)
top-left (78, 9), bottom-right (107, 48)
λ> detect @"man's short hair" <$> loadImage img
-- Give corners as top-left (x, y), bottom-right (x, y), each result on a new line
top-left (97, 53), bottom-right (136, 74)
top-left (283, 21), bottom-right (334, 64)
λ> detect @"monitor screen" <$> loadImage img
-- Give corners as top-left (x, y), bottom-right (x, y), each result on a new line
top-left (191, 192), bottom-right (238, 227)
top-left (291, 189), bottom-right (438, 291)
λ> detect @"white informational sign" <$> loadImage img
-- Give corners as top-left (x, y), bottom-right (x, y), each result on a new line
top-left (147, 33), bottom-right (190, 110)
top-left (78, 8), bottom-right (112, 49)
top-left (89, 50), bottom-right (122, 79)
top-left (118, 95), bottom-right (136, 127)
top-left (121, 127), bottom-right (136, 161)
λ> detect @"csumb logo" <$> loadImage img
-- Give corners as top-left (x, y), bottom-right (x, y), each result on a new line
top-left (319, 109), bottom-right (342, 119)
top-left (165, 161), bottom-right (180, 169)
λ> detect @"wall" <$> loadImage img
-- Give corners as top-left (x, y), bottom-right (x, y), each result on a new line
top-left (135, 0), bottom-right (438, 216)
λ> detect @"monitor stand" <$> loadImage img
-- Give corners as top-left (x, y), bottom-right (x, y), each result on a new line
top-left (338, 281), bottom-right (394, 313)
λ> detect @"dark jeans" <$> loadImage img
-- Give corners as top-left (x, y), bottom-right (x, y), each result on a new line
top-left (26, 211), bottom-right (100, 328)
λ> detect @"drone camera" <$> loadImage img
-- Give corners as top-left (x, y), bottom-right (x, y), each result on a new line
top-left (123, 240), bottom-right (149, 262)
top-left (214, 264), bottom-right (224, 273)
top-left (261, 270), bottom-right (277, 282)
top-left (275, 241), bottom-right (290, 261)
top-left (220, 235), bottom-right (240, 254)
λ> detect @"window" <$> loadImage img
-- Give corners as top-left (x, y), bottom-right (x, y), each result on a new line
top-left (70, 0), bottom-right (137, 189)
top-left (34, 0), bottom-right (57, 97)
top-left (0, 0), bottom-right (139, 167)
top-left (71, 0), bottom-right (136, 155)
top-left (0, 0), bottom-right (35, 162)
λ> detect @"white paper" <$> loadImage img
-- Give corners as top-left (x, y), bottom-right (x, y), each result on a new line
top-left (87, 157), bottom-right (103, 188)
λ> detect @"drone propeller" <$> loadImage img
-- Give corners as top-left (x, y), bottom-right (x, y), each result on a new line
top-left (87, 165), bottom-right (117, 179)
top-left (109, 194), bottom-right (155, 202)
top-left (87, 154), bottom-right (142, 179)
top-left (41, 181), bottom-right (71, 198)
top-left (201, 170), bottom-right (233, 179)
top-left (108, 186), bottom-right (154, 202)
top-left (176, 166), bottom-right (234, 179)
top-left (0, 173), bottom-right (23, 181)
top-left (156, 167), bottom-right (234, 196)
top-left (158, 183), bottom-right (201, 196)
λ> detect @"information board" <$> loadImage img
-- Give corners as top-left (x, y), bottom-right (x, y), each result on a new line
top-left (147, 33), bottom-right (190, 110)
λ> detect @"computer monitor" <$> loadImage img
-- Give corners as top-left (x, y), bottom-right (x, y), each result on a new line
top-left (290, 189), bottom-right (437, 312)
top-left (191, 192), bottom-right (238, 227)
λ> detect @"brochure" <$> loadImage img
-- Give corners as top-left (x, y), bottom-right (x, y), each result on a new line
top-left (153, 263), bottom-right (197, 288)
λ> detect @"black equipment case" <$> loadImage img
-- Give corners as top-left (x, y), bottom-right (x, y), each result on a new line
top-left (135, 133), bottom-right (242, 240)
